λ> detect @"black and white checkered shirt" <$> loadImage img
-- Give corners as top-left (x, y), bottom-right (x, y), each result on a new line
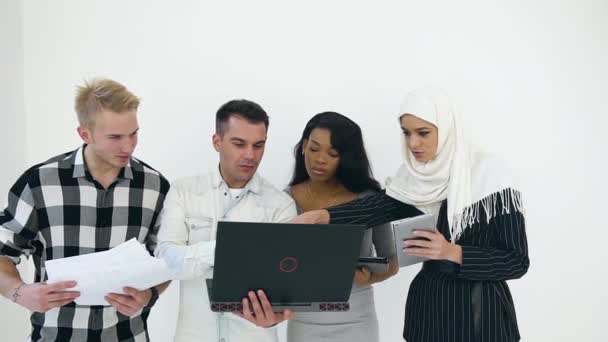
top-left (0, 146), bottom-right (170, 342)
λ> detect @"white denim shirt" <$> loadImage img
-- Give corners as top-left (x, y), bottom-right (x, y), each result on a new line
top-left (156, 169), bottom-right (297, 342)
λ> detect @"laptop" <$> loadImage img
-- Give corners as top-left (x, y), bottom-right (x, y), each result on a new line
top-left (207, 221), bottom-right (366, 312)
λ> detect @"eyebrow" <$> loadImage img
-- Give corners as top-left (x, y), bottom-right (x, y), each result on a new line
top-left (230, 137), bottom-right (267, 144)
top-left (309, 138), bottom-right (332, 148)
top-left (401, 127), bottom-right (432, 132)
top-left (107, 128), bottom-right (139, 137)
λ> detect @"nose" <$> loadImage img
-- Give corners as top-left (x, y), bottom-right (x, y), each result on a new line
top-left (314, 153), bottom-right (327, 165)
top-left (243, 146), bottom-right (254, 159)
top-left (408, 136), bottom-right (421, 151)
top-left (121, 136), bottom-right (137, 154)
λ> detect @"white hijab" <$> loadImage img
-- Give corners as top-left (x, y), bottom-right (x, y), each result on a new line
top-left (385, 87), bottom-right (524, 241)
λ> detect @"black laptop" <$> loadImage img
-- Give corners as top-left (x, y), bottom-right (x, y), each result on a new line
top-left (207, 221), bottom-right (366, 312)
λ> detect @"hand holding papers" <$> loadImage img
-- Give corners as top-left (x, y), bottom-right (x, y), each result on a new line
top-left (45, 239), bottom-right (172, 305)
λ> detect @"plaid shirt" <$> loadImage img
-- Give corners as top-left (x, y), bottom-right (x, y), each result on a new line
top-left (0, 146), bottom-right (170, 342)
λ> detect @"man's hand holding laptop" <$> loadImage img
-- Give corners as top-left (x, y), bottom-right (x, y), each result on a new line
top-left (234, 289), bottom-right (295, 327)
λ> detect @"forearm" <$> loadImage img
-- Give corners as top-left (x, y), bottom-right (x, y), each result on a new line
top-left (328, 192), bottom-right (418, 227)
top-left (0, 257), bottom-right (24, 298)
top-left (156, 240), bottom-right (216, 280)
top-left (458, 246), bottom-right (529, 281)
top-left (458, 211), bottom-right (529, 281)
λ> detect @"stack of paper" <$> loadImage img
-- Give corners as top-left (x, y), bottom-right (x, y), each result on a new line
top-left (45, 239), bottom-right (172, 305)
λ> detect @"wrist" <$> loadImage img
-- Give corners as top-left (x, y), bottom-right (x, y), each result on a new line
top-left (144, 286), bottom-right (159, 309)
top-left (10, 282), bottom-right (27, 303)
top-left (1, 278), bottom-right (22, 298)
top-left (320, 210), bottom-right (330, 224)
top-left (448, 244), bottom-right (463, 265)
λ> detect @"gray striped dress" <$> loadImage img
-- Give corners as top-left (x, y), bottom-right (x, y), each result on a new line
top-left (285, 188), bottom-right (395, 342)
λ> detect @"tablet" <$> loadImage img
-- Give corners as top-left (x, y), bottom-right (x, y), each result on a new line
top-left (391, 214), bottom-right (437, 267)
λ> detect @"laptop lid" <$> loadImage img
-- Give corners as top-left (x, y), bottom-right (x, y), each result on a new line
top-left (210, 221), bottom-right (365, 307)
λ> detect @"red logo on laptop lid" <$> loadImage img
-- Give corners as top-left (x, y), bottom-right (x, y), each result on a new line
top-left (279, 256), bottom-right (299, 273)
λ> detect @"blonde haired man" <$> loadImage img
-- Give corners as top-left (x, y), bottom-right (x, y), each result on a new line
top-left (0, 78), bottom-right (170, 341)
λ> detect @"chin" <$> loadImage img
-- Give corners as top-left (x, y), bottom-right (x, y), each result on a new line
top-left (311, 175), bottom-right (331, 182)
top-left (114, 160), bottom-right (129, 168)
top-left (241, 171), bottom-right (256, 180)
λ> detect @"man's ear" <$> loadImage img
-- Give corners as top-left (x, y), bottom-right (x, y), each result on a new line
top-left (212, 133), bottom-right (222, 152)
top-left (77, 126), bottom-right (92, 144)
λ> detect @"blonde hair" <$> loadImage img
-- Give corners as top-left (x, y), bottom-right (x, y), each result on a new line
top-left (75, 78), bottom-right (140, 128)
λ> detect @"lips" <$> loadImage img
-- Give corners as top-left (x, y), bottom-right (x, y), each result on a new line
top-left (311, 167), bottom-right (327, 175)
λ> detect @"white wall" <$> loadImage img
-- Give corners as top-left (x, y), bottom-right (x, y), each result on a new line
top-left (0, 0), bottom-right (33, 341)
top-left (2, 0), bottom-right (607, 341)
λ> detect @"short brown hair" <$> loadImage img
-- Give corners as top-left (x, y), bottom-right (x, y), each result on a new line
top-left (75, 78), bottom-right (140, 128)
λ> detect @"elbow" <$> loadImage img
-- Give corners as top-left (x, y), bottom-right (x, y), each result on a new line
top-left (510, 255), bottom-right (530, 280)
top-left (154, 240), bottom-right (179, 258)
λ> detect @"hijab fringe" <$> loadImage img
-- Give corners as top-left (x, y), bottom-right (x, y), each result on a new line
top-left (450, 188), bottom-right (524, 242)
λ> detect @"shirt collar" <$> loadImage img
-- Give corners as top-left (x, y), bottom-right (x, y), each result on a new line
top-left (212, 164), bottom-right (262, 195)
top-left (72, 145), bottom-right (134, 180)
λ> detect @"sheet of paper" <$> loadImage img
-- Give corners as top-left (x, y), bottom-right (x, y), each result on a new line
top-left (45, 238), bottom-right (173, 305)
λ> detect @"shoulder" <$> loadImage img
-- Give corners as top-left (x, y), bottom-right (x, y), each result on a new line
top-left (471, 150), bottom-right (520, 198)
top-left (19, 150), bottom-right (75, 186)
top-left (357, 189), bottom-right (379, 198)
top-left (169, 173), bottom-right (214, 195)
top-left (256, 176), bottom-right (296, 208)
top-left (283, 185), bottom-right (294, 197)
top-left (130, 157), bottom-right (171, 194)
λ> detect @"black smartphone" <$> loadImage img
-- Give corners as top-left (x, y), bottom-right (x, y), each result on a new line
top-left (356, 256), bottom-right (389, 274)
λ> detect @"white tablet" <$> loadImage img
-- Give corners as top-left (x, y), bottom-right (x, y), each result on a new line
top-left (391, 214), bottom-right (438, 268)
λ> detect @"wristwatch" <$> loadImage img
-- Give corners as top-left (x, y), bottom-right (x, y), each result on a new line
top-left (144, 286), bottom-right (159, 310)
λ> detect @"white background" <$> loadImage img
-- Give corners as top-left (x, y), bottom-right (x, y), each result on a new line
top-left (1, 0), bottom-right (607, 341)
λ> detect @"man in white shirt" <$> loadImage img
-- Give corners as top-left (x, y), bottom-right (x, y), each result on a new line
top-left (155, 99), bottom-right (297, 342)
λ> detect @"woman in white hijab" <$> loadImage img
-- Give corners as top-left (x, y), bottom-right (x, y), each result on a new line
top-left (291, 87), bottom-right (529, 342)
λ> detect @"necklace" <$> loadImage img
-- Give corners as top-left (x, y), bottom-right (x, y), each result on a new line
top-left (306, 181), bottom-right (341, 209)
